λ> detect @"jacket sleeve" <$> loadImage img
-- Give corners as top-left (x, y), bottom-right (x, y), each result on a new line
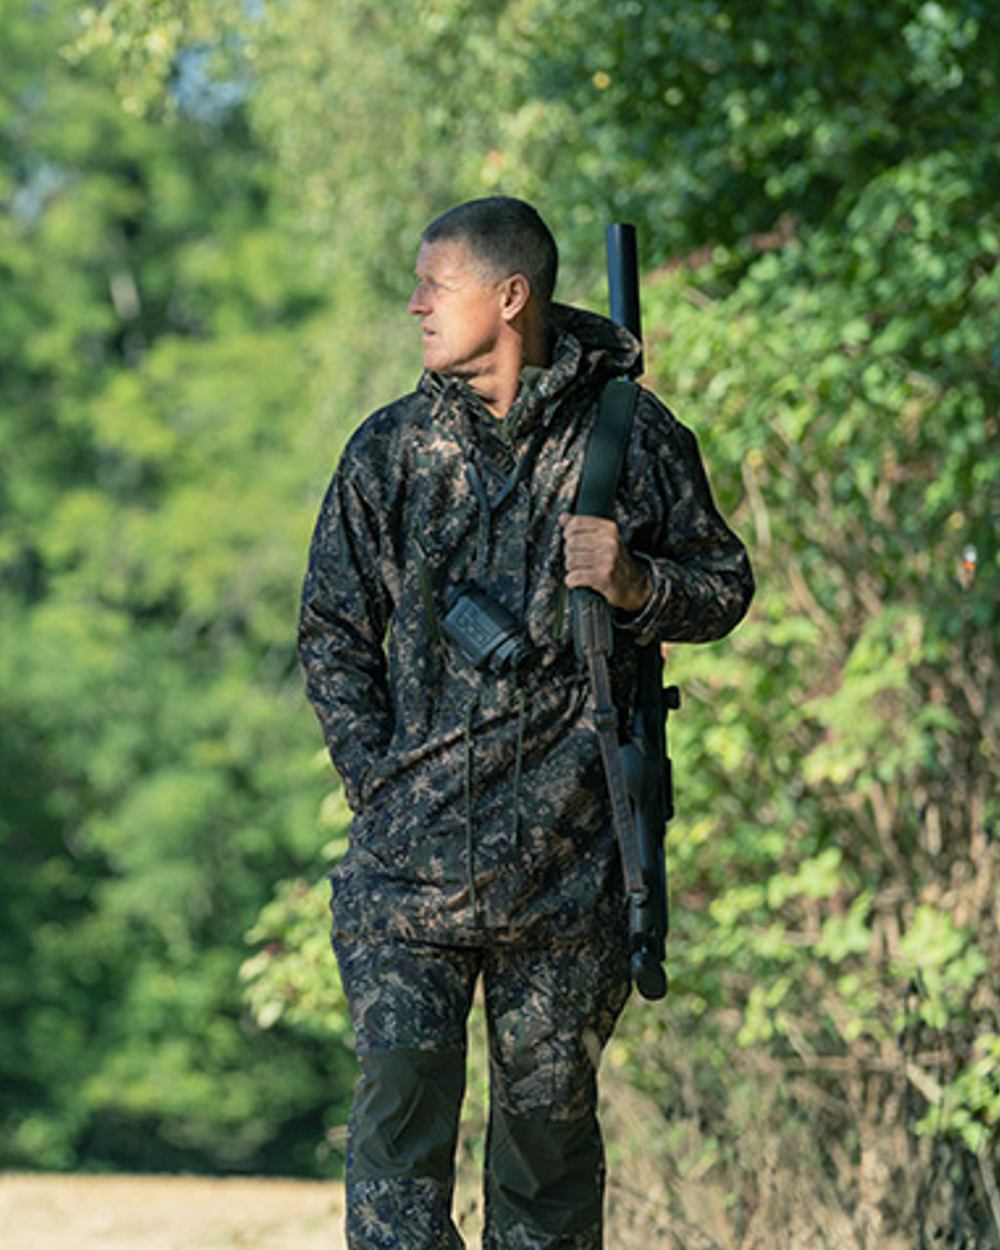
top-left (616, 392), bottom-right (754, 645)
top-left (298, 456), bottom-right (395, 812)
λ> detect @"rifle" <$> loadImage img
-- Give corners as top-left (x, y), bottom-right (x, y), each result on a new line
top-left (572, 224), bottom-right (679, 1001)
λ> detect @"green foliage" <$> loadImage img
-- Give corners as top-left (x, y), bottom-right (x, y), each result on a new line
top-left (923, 1033), bottom-right (1000, 1155)
top-left (83, 0), bottom-right (1000, 279)
top-left (240, 798), bottom-right (353, 1042)
top-left (1, 0), bottom-right (356, 1176)
top-left (613, 117), bottom-right (998, 1237)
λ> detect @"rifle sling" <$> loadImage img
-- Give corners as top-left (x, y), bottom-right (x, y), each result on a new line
top-left (575, 379), bottom-right (637, 521)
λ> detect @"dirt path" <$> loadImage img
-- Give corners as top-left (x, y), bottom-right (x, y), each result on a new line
top-left (0, 1173), bottom-right (346, 1250)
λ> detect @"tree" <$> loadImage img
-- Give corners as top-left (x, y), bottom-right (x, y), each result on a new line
top-left (1, 0), bottom-right (359, 1174)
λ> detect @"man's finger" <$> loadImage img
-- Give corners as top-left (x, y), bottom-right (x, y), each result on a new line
top-left (560, 512), bottom-right (619, 530)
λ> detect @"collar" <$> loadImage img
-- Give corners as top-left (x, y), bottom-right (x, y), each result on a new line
top-left (417, 302), bottom-right (641, 431)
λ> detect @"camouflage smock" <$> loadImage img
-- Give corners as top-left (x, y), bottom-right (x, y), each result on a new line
top-left (298, 303), bottom-right (754, 947)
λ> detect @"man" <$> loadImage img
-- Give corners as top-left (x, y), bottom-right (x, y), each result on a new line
top-left (298, 196), bottom-right (753, 1250)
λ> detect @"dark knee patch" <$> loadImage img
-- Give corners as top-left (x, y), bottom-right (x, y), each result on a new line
top-left (351, 1047), bottom-right (465, 1184)
top-left (488, 1104), bottom-right (603, 1236)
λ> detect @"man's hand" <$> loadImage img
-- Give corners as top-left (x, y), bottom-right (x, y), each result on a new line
top-left (558, 513), bottom-right (652, 614)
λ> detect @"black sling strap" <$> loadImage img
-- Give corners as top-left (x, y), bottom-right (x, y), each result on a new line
top-left (571, 376), bottom-right (640, 667)
top-left (575, 378), bottom-right (640, 521)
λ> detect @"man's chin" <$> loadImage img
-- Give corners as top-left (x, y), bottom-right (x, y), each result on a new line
top-left (421, 341), bottom-right (485, 379)
top-left (424, 354), bottom-right (468, 379)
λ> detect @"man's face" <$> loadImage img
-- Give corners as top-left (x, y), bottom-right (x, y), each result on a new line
top-left (407, 237), bottom-right (507, 377)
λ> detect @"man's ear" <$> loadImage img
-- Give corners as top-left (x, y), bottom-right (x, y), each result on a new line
top-left (500, 272), bottom-right (531, 321)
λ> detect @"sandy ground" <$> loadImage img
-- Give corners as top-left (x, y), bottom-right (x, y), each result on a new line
top-left (0, 1173), bottom-right (347, 1250)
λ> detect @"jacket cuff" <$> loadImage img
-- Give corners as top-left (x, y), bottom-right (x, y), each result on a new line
top-left (614, 552), bottom-right (671, 646)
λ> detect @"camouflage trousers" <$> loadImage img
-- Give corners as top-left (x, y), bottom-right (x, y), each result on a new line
top-left (332, 927), bottom-right (631, 1250)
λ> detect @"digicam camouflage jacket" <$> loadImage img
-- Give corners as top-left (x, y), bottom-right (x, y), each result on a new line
top-left (298, 304), bottom-right (754, 947)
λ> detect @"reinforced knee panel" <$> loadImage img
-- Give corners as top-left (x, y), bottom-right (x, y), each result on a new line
top-left (487, 1102), bottom-right (603, 1239)
top-left (350, 1046), bottom-right (466, 1183)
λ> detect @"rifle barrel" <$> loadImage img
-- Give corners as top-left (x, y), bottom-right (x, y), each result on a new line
top-left (605, 223), bottom-right (643, 374)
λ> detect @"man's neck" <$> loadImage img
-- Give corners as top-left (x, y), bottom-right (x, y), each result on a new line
top-left (466, 319), bottom-right (550, 420)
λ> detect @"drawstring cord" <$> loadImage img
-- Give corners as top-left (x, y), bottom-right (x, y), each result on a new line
top-left (464, 461), bottom-right (492, 583)
top-left (463, 696), bottom-right (477, 913)
top-left (461, 419), bottom-right (552, 582)
top-left (512, 689), bottom-right (526, 847)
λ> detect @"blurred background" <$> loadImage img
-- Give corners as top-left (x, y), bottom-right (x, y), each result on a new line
top-left (1, 1), bottom-right (997, 1245)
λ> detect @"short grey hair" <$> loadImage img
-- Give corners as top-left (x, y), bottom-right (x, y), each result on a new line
top-left (422, 196), bottom-right (559, 305)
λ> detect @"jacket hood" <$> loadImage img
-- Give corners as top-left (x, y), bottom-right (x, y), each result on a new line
top-left (548, 302), bottom-right (641, 380)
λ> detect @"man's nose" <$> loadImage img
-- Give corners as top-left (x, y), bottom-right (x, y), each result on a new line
top-left (408, 284), bottom-right (428, 315)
